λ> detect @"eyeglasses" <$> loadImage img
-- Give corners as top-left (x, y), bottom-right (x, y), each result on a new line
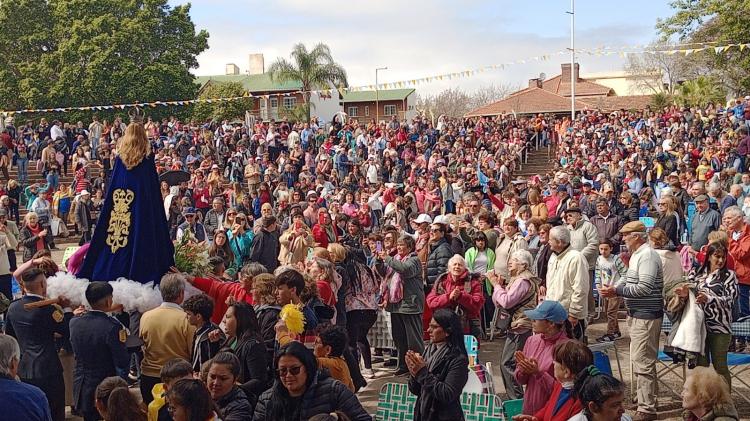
top-left (277, 365), bottom-right (303, 377)
top-left (430, 228), bottom-right (443, 233)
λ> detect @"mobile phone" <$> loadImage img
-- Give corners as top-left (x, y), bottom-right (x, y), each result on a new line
top-left (376, 241), bottom-right (383, 253)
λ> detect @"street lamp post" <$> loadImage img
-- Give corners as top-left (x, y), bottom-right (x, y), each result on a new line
top-left (375, 67), bottom-right (388, 125)
top-left (567, 0), bottom-right (576, 121)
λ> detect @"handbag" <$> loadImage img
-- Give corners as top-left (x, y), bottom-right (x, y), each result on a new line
top-left (671, 290), bottom-right (706, 354)
top-left (494, 278), bottom-right (539, 332)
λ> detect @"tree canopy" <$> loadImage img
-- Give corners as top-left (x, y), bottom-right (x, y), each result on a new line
top-left (0, 0), bottom-right (209, 121)
top-left (192, 81), bottom-right (254, 122)
top-left (657, 0), bottom-right (750, 95)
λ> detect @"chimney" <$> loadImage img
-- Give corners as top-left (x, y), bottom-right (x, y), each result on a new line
top-left (248, 54), bottom-right (264, 75)
top-left (561, 63), bottom-right (580, 82)
top-left (528, 78), bottom-right (542, 89)
top-left (225, 63), bottom-right (239, 75)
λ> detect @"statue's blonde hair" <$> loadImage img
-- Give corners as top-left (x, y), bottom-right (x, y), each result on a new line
top-left (118, 123), bottom-right (151, 170)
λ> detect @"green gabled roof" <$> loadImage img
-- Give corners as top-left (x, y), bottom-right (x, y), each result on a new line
top-left (341, 89), bottom-right (414, 102)
top-left (194, 73), bottom-right (303, 92)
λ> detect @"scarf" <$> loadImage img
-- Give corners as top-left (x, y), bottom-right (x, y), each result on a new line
top-left (424, 342), bottom-right (450, 373)
top-left (324, 223), bottom-right (336, 243)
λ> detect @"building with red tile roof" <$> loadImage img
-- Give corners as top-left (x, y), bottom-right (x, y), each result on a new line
top-left (466, 63), bottom-right (654, 117)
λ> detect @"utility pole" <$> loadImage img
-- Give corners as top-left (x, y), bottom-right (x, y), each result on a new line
top-left (375, 67), bottom-right (388, 124)
top-left (567, 0), bottom-right (576, 121)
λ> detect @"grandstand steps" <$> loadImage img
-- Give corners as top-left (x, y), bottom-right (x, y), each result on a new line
top-left (9, 161), bottom-right (101, 246)
top-left (516, 146), bottom-right (554, 178)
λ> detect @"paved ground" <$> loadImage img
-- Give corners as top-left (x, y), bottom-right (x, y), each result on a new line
top-left (356, 319), bottom-right (750, 420)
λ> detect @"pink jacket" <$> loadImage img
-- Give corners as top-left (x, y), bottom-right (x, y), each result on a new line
top-left (514, 331), bottom-right (569, 415)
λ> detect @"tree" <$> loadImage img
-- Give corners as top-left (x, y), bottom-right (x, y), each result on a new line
top-left (268, 43), bottom-right (348, 122)
top-left (192, 82), bottom-right (254, 122)
top-left (416, 84), bottom-right (518, 121)
top-left (657, 0), bottom-right (750, 95)
top-left (0, 0), bottom-right (209, 121)
top-left (674, 76), bottom-right (726, 108)
top-left (625, 42), bottom-right (688, 94)
top-left (650, 91), bottom-right (674, 109)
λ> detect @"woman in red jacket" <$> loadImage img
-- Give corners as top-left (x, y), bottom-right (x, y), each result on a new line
top-left (312, 209), bottom-right (340, 248)
top-left (426, 254), bottom-right (485, 342)
top-left (514, 340), bottom-right (593, 421)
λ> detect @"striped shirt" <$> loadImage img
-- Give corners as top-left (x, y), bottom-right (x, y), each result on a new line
top-left (615, 243), bottom-right (664, 320)
top-left (692, 269), bottom-right (738, 334)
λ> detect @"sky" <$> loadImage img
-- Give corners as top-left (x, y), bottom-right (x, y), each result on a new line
top-left (178, 0), bottom-right (676, 95)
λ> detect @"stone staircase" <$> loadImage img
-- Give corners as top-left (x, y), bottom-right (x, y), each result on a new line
top-left (515, 144), bottom-right (553, 178)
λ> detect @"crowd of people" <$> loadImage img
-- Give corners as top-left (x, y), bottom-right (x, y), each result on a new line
top-left (1, 95), bottom-right (750, 421)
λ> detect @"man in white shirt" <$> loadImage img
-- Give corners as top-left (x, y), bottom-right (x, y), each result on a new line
top-left (50, 121), bottom-right (64, 141)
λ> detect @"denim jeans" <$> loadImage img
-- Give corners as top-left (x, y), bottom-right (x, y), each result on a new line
top-left (739, 284), bottom-right (750, 318)
top-left (16, 157), bottom-right (28, 184)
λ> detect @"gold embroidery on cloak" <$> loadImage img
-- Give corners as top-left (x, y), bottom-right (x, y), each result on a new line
top-left (106, 189), bottom-right (135, 253)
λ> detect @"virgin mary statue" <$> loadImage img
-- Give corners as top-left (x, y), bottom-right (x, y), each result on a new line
top-left (77, 111), bottom-right (174, 284)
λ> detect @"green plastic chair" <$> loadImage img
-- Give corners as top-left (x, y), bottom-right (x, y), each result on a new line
top-left (503, 399), bottom-right (524, 420)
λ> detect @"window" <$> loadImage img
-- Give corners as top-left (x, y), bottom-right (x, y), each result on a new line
top-left (260, 98), bottom-right (267, 109)
top-left (270, 97), bottom-right (278, 108)
top-left (283, 97), bottom-right (297, 109)
top-left (364, 106), bottom-right (370, 116)
top-left (384, 104), bottom-right (397, 116)
top-left (348, 106), bottom-right (359, 117)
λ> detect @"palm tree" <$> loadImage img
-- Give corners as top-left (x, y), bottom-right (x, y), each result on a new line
top-left (675, 76), bottom-right (725, 108)
top-left (268, 43), bottom-right (348, 122)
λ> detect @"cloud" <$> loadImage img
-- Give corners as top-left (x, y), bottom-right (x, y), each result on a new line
top-left (186, 0), bottom-right (667, 94)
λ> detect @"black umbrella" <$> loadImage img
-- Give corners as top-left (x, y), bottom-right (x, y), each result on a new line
top-left (159, 170), bottom-right (191, 186)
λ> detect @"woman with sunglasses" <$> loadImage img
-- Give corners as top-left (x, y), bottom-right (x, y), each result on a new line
top-left (227, 212), bottom-right (253, 269)
top-left (407, 309), bottom-right (469, 421)
top-left (253, 342), bottom-right (371, 421)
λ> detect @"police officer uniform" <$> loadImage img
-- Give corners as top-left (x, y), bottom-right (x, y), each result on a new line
top-left (69, 309), bottom-right (130, 421)
top-left (5, 294), bottom-right (67, 421)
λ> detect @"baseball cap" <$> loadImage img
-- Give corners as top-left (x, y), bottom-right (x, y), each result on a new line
top-left (183, 207), bottom-right (197, 215)
top-left (413, 214), bottom-right (432, 224)
top-left (524, 300), bottom-right (568, 324)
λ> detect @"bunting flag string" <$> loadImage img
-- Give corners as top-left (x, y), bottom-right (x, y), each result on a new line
top-left (2, 41), bottom-right (749, 116)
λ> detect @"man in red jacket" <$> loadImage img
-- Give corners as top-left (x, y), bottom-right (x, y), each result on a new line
top-left (725, 206), bottom-right (750, 351)
top-left (181, 263), bottom-right (267, 323)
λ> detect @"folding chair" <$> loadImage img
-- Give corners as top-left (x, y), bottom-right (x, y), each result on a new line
top-left (728, 352), bottom-right (750, 404)
top-left (464, 335), bottom-right (479, 366)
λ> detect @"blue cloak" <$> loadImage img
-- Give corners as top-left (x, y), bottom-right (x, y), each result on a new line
top-left (77, 155), bottom-right (174, 284)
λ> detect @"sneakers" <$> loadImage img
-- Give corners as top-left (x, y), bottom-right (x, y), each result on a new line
top-left (362, 368), bottom-right (375, 379)
top-left (596, 332), bottom-right (621, 343)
